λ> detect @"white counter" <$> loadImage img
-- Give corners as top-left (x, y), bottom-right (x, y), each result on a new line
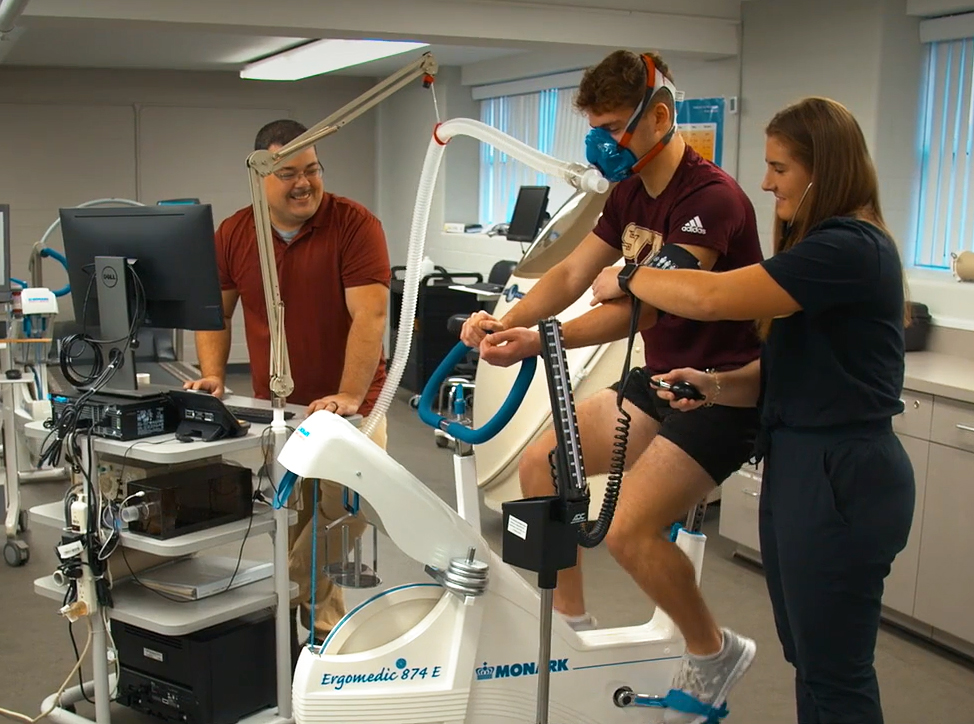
top-left (904, 351), bottom-right (974, 403)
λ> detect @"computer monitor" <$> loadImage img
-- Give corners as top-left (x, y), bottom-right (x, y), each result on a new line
top-left (506, 186), bottom-right (550, 242)
top-left (59, 205), bottom-right (224, 395)
top-left (0, 204), bottom-right (11, 304)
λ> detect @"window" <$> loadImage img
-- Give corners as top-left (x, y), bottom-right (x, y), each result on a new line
top-left (479, 87), bottom-right (590, 227)
top-left (914, 38), bottom-right (974, 270)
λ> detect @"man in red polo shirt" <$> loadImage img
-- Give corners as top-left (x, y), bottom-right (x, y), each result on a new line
top-left (185, 119), bottom-right (390, 654)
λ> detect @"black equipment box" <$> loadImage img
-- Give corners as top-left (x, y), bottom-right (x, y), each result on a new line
top-left (126, 461), bottom-right (253, 539)
top-left (112, 610), bottom-right (276, 724)
top-left (50, 392), bottom-right (178, 441)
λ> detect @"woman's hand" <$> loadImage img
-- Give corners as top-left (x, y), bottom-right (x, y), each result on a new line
top-left (652, 368), bottom-right (718, 412)
top-left (590, 266), bottom-right (626, 305)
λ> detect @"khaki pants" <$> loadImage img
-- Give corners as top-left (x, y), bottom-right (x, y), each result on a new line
top-left (287, 416), bottom-right (387, 637)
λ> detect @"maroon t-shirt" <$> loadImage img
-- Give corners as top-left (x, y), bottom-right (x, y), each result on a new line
top-left (593, 145), bottom-right (763, 375)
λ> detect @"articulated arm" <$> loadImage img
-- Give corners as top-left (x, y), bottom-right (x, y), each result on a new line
top-left (244, 52), bottom-right (439, 403)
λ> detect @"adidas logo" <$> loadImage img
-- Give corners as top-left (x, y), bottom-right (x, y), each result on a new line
top-left (681, 216), bottom-right (706, 234)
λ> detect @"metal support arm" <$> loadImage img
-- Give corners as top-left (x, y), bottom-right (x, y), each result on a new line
top-left (244, 52), bottom-right (439, 404)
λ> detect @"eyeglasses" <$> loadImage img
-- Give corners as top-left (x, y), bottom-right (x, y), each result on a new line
top-left (273, 163), bottom-right (323, 183)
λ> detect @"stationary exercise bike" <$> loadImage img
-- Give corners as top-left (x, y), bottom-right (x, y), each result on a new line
top-left (275, 314), bottom-right (723, 724)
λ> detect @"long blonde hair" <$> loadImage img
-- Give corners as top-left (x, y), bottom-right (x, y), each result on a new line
top-left (758, 97), bottom-right (909, 338)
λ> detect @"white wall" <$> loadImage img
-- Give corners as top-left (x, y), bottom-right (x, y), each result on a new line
top-left (740, 0), bottom-right (974, 331)
top-left (375, 65), bottom-right (485, 270)
top-left (739, 0), bottom-right (886, 256)
top-left (0, 67), bottom-right (377, 363)
top-left (876, 0), bottom-right (927, 256)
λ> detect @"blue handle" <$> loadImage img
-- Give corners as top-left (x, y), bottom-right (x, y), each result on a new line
top-left (418, 341), bottom-right (536, 445)
top-left (39, 248), bottom-right (71, 297)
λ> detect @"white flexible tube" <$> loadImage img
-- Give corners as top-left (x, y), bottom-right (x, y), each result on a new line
top-left (361, 118), bottom-right (608, 437)
top-left (35, 197), bottom-right (145, 249)
top-left (436, 119), bottom-right (609, 195)
top-left (362, 139), bottom-right (445, 437)
top-left (31, 197), bottom-right (146, 287)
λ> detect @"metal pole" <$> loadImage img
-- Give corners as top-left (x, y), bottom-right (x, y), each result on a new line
top-left (269, 427), bottom-right (293, 720)
top-left (90, 615), bottom-right (111, 724)
top-left (19, 468), bottom-right (69, 483)
top-left (536, 588), bottom-right (554, 724)
top-left (2, 348), bottom-right (21, 537)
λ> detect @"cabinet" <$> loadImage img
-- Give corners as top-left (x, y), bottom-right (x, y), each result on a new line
top-left (718, 460), bottom-right (762, 558)
top-left (914, 441), bottom-right (974, 643)
top-left (881, 434), bottom-right (928, 616)
top-left (717, 386), bottom-right (974, 656)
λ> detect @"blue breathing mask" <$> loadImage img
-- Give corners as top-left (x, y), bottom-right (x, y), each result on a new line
top-left (585, 128), bottom-right (639, 182)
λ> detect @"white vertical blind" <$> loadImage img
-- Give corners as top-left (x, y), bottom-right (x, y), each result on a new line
top-left (914, 38), bottom-right (974, 269)
top-left (479, 87), bottom-right (589, 227)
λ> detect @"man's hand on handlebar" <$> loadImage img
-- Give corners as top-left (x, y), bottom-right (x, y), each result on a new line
top-left (480, 327), bottom-right (541, 368)
top-left (460, 311), bottom-right (506, 348)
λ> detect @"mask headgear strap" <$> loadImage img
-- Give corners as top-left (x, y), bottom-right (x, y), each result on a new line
top-left (622, 54), bottom-right (682, 173)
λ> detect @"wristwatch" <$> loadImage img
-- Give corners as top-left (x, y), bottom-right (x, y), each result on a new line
top-left (617, 262), bottom-right (642, 297)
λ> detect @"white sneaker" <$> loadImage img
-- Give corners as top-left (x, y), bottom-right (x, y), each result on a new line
top-left (663, 628), bottom-right (756, 723)
top-left (563, 612), bottom-right (598, 631)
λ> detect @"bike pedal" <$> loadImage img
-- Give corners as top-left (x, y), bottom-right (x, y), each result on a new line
top-left (612, 686), bottom-right (666, 708)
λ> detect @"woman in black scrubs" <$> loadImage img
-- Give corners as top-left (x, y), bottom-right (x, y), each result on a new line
top-left (590, 96), bottom-right (915, 724)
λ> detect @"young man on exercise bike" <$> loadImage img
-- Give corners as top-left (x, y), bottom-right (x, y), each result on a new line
top-left (460, 50), bottom-right (762, 720)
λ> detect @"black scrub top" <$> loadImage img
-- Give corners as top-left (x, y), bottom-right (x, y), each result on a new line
top-left (759, 217), bottom-right (906, 430)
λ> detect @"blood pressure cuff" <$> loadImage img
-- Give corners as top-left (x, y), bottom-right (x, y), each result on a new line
top-left (643, 244), bottom-right (701, 321)
top-left (645, 243), bottom-right (701, 270)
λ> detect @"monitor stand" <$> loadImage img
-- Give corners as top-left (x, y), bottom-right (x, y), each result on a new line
top-left (84, 256), bottom-right (171, 400)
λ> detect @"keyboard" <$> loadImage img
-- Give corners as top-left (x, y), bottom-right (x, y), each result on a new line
top-left (224, 405), bottom-right (295, 424)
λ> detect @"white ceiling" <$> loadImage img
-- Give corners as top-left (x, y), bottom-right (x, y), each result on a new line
top-left (0, 0), bottom-right (743, 81)
top-left (2, 16), bottom-right (524, 75)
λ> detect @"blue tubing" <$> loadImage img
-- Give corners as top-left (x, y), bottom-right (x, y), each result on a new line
top-left (39, 248), bottom-right (71, 297)
top-left (274, 470), bottom-right (298, 509)
top-left (417, 341), bottom-right (536, 445)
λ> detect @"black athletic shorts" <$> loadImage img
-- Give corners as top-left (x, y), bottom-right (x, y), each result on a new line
top-left (609, 367), bottom-right (759, 485)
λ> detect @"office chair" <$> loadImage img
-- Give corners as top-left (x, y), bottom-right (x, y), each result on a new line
top-left (447, 259), bottom-right (517, 335)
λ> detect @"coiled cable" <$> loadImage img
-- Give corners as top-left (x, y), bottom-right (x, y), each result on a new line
top-left (575, 298), bottom-right (641, 548)
top-left (58, 265), bottom-right (146, 389)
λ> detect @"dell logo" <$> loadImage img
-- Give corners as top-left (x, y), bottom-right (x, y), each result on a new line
top-left (101, 267), bottom-right (119, 288)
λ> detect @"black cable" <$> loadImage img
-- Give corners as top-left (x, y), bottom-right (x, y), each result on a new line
top-left (574, 298), bottom-right (641, 548)
top-left (259, 424), bottom-right (296, 503)
top-left (43, 263), bottom-right (148, 468)
top-left (60, 264), bottom-right (145, 388)
top-left (115, 436), bottom-right (178, 491)
top-left (68, 621), bottom-right (96, 705)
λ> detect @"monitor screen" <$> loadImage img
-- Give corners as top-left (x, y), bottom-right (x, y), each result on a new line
top-left (506, 186), bottom-right (550, 242)
top-left (59, 205), bottom-right (224, 333)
